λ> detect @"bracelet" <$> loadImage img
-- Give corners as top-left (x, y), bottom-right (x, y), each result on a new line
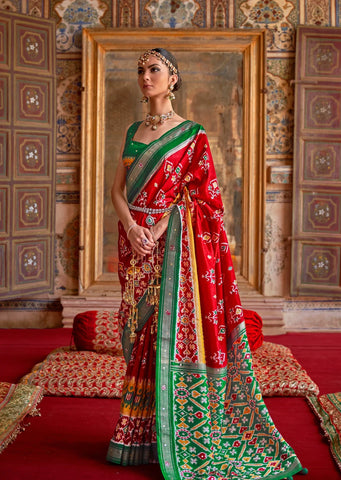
top-left (126, 222), bottom-right (137, 238)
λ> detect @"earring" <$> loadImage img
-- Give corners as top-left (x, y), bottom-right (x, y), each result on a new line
top-left (140, 95), bottom-right (149, 103)
top-left (167, 85), bottom-right (175, 101)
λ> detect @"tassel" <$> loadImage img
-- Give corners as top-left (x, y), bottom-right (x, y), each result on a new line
top-left (147, 241), bottom-right (161, 307)
top-left (123, 255), bottom-right (142, 344)
top-left (146, 241), bottom-right (161, 351)
top-left (129, 303), bottom-right (138, 343)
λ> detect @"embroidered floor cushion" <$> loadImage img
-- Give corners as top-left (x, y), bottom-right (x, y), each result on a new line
top-left (307, 393), bottom-right (341, 471)
top-left (0, 382), bottom-right (43, 453)
top-left (20, 341), bottom-right (318, 398)
top-left (252, 341), bottom-right (319, 397)
top-left (72, 310), bottom-right (122, 356)
top-left (20, 347), bottom-right (126, 398)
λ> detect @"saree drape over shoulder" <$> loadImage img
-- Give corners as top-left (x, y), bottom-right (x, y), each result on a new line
top-left (107, 121), bottom-right (303, 479)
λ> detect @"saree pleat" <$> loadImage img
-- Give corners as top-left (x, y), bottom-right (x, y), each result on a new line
top-left (108, 121), bottom-right (303, 479)
top-left (107, 314), bottom-right (158, 465)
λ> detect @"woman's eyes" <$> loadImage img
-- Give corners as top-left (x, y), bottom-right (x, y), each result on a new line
top-left (137, 67), bottom-right (160, 75)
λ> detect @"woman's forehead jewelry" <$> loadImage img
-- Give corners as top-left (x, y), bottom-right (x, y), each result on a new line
top-left (138, 50), bottom-right (178, 75)
top-left (145, 110), bottom-right (174, 130)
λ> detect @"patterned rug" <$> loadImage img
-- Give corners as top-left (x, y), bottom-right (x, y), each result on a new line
top-left (0, 382), bottom-right (44, 454)
top-left (307, 393), bottom-right (341, 471)
top-left (20, 341), bottom-right (319, 398)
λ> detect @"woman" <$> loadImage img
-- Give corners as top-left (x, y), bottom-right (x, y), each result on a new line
top-left (107, 48), bottom-right (305, 480)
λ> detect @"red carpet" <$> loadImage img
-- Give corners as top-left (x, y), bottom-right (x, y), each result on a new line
top-left (0, 329), bottom-right (340, 480)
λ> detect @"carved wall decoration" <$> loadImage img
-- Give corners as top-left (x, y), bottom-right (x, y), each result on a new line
top-left (291, 26), bottom-right (341, 296)
top-left (0, 11), bottom-right (56, 299)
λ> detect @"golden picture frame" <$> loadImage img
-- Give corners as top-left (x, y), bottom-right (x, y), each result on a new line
top-left (79, 28), bottom-right (266, 295)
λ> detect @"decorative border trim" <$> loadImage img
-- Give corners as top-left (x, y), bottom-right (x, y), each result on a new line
top-left (0, 299), bottom-right (62, 311)
top-left (266, 190), bottom-right (293, 203)
top-left (267, 165), bottom-right (293, 184)
top-left (284, 299), bottom-right (341, 310)
top-left (156, 206), bottom-right (182, 480)
top-left (307, 394), bottom-right (341, 471)
top-left (56, 191), bottom-right (80, 203)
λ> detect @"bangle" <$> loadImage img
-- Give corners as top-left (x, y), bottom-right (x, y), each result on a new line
top-left (126, 222), bottom-right (137, 238)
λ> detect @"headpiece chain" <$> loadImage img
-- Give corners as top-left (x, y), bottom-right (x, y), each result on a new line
top-left (138, 50), bottom-right (178, 75)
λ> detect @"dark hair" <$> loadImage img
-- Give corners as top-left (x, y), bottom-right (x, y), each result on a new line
top-left (152, 47), bottom-right (182, 92)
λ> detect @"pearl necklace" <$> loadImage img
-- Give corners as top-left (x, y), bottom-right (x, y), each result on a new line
top-left (145, 110), bottom-right (174, 130)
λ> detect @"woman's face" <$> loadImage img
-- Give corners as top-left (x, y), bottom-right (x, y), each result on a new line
top-left (137, 55), bottom-right (176, 99)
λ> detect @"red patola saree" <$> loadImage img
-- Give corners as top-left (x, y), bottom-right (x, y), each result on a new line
top-left (107, 120), bottom-right (303, 479)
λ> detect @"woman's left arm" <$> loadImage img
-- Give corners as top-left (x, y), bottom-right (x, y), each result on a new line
top-left (150, 213), bottom-right (170, 242)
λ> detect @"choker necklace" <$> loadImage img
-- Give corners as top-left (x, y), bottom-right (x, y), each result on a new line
top-left (145, 110), bottom-right (174, 130)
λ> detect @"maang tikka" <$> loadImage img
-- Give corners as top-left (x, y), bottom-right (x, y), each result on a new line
top-left (138, 50), bottom-right (178, 75)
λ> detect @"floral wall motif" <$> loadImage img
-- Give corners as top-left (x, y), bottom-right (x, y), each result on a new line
top-left (56, 57), bottom-right (82, 154)
top-left (266, 73), bottom-right (295, 156)
top-left (0, 0), bottom-right (340, 326)
top-left (52, 0), bottom-right (112, 52)
top-left (236, 0), bottom-right (297, 52)
top-left (144, 0), bottom-right (204, 28)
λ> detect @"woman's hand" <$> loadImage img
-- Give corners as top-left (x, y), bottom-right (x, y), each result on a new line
top-left (150, 214), bottom-right (170, 242)
top-left (127, 223), bottom-right (155, 257)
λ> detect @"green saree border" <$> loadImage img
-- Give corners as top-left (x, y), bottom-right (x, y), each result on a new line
top-left (126, 121), bottom-right (198, 204)
top-left (156, 206), bottom-right (183, 480)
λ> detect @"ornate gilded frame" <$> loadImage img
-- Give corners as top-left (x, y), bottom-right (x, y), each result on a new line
top-left (80, 29), bottom-right (266, 295)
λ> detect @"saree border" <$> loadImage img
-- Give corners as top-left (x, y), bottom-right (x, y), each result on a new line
top-left (307, 394), bottom-right (341, 473)
top-left (156, 205), bottom-right (183, 480)
top-left (126, 121), bottom-right (197, 203)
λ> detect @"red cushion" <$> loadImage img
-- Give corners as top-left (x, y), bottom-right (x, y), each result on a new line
top-left (72, 310), bottom-right (122, 356)
top-left (72, 309), bottom-right (262, 354)
top-left (244, 309), bottom-right (264, 351)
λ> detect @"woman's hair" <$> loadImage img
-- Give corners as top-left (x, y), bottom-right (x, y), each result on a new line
top-left (152, 47), bottom-right (182, 92)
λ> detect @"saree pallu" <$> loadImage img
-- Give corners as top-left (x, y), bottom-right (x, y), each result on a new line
top-left (107, 121), bottom-right (303, 479)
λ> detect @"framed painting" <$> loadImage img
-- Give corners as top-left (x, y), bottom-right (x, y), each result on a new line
top-left (80, 29), bottom-right (266, 295)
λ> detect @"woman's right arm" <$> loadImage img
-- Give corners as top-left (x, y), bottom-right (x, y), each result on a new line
top-left (111, 159), bottom-right (134, 233)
